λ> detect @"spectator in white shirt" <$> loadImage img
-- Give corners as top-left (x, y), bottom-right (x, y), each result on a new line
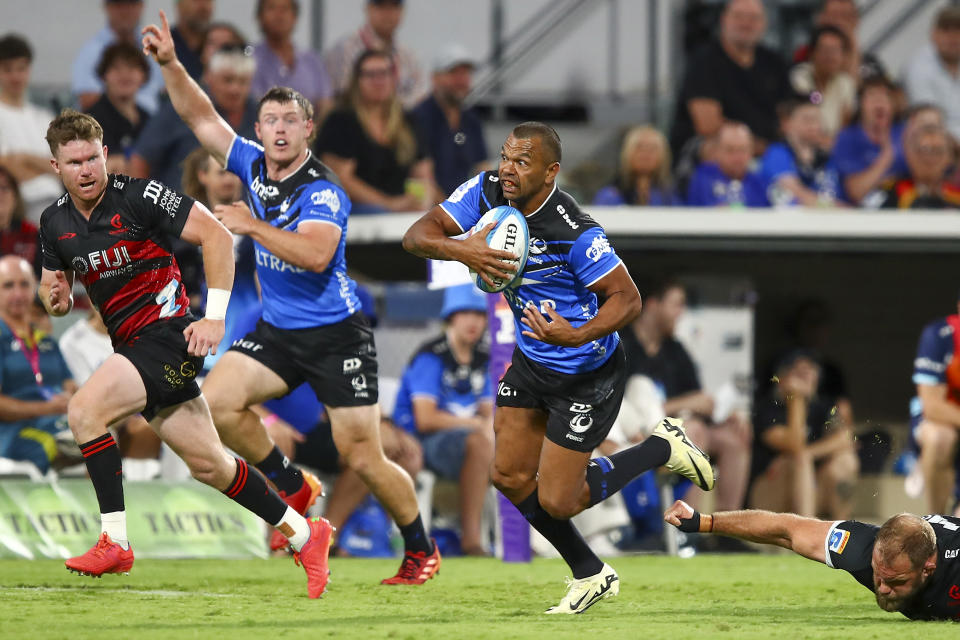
top-left (904, 7), bottom-right (960, 142)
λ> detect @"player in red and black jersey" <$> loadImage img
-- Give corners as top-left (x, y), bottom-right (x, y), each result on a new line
top-left (37, 110), bottom-right (332, 598)
top-left (665, 500), bottom-right (960, 621)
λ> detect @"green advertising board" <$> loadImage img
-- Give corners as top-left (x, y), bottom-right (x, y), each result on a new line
top-left (0, 479), bottom-right (268, 559)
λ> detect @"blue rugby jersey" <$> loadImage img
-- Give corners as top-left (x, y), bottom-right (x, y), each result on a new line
top-left (440, 171), bottom-right (623, 374)
top-left (226, 136), bottom-right (360, 328)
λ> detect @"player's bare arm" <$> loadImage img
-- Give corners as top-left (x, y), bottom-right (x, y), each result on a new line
top-left (521, 263), bottom-right (642, 347)
top-left (213, 201), bottom-right (339, 273)
top-left (179, 202), bottom-right (234, 357)
top-left (664, 499), bottom-right (832, 563)
top-left (39, 268), bottom-right (75, 317)
top-left (403, 205), bottom-right (517, 289)
top-left (141, 10), bottom-right (234, 165)
top-left (917, 383), bottom-right (960, 428)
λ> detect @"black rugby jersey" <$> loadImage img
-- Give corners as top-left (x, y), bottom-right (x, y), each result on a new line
top-left (826, 515), bottom-right (960, 620)
top-left (39, 175), bottom-right (194, 345)
top-left (440, 171), bottom-right (624, 374)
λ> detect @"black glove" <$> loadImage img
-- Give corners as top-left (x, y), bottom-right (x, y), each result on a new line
top-left (677, 509), bottom-right (701, 533)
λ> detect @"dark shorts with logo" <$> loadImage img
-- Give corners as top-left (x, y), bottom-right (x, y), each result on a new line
top-left (229, 313), bottom-right (379, 408)
top-left (496, 344), bottom-right (627, 452)
top-left (116, 316), bottom-right (203, 422)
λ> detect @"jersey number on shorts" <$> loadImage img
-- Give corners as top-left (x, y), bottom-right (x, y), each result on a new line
top-left (155, 279), bottom-right (181, 319)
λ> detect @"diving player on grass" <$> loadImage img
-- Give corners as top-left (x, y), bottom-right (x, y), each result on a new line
top-left (403, 121), bottom-right (716, 614)
top-left (39, 110), bottom-right (330, 598)
top-left (665, 501), bottom-right (960, 620)
top-left (142, 11), bottom-right (439, 584)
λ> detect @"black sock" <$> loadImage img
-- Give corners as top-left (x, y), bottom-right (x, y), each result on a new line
top-left (80, 433), bottom-right (124, 513)
top-left (516, 489), bottom-right (603, 579)
top-left (398, 513), bottom-right (433, 554)
top-left (254, 446), bottom-right (303, 495)
top-left (585, 436), bottom-right (671, 507)
top-left (223, 458), bottom-right (287, 525)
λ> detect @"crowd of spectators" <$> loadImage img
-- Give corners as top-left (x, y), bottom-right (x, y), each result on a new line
top-left (4, 0), bottom-right (960, 550)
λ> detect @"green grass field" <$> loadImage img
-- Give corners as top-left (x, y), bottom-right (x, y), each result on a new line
top-left (0, 554), bottom-right (956, 639)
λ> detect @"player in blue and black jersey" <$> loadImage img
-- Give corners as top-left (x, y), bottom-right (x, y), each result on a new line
top-left (143, 11), bottom-right (437, 585)
top-left (404, 121), bottom-right (716, 613)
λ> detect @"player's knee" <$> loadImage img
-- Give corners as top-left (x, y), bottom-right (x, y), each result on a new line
top-left (67, 397), bottom-right (102, 438)
top-left (538, 492), bottom-right (579, 520)
top-left (186, 457), bottom-right (224, 487)
top-left (921, 422), bottom-right (958, 457)
top-left (490, 465), bottom-right (533, 494)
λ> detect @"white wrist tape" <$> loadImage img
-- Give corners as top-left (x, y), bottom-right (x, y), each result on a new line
top-left (205, 288), bottom-right (231, 320)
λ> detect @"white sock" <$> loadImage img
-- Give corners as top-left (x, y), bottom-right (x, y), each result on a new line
top-left (278, 506), bottom-right (310, 551)
top-left (101, 511), bottom-right (128, 549)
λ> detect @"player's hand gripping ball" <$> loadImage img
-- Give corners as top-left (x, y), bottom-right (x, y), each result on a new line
top-left (468, 206), bottom-right (529, 293)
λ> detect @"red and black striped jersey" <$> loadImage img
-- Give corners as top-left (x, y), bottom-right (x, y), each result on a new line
top-left (39, 175), bottom-right (195, 346)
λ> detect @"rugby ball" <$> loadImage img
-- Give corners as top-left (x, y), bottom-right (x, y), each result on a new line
top-left (468, 206), bottom-right (529, 293)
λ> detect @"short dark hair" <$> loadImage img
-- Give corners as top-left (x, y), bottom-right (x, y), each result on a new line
top-left (875, 514), bottom-right (937, 570)
top-left (511, 121), bottom-right (562, 164)
top-left (809, 25), bottom-right (850, 53)
top-left (257, 0), bottom-right (299, 17)
top-left (858, 73), bottom-right (897, 101)
top-left (45, 109), bottom-right (103, 156)
top-left (96, 41), bottom-right (150, 81)
top-left (0, 34), bottom-right (32, 64)
top-left (935, 7), bottom-right (960, 31)
top-left (257, 86), bottom-right (314, 122)
top-left (643, 277), bottom-right (685, 302)
top-left (777, 97), bottom-right (818, 121)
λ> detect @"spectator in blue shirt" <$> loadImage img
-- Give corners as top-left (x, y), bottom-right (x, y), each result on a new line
top-left (128, 45), bottom-right (258, 190)
top-left (0, 256), bottom-right (75, 473)
top-left (393, 284), bottom-right (494, 555)
top-left (412, 44), bottom-right (488, 197)
top-left (831, 75), bottom-right (906, 206)
top-left (761, 99), bottom-right (841, 207)
top-left (687, 122), bottom-right (769, 207)
top-left (594, 126), bottom-right (680, 206)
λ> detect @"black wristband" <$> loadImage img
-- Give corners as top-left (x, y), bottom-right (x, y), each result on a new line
top-left (677, 510), bottom-right (701, 533)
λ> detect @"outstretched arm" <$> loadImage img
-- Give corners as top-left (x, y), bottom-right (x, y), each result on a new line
top-left (664, 500), bottom-right (833, 563)
top-left (142, 10), bottom-right (235, 166)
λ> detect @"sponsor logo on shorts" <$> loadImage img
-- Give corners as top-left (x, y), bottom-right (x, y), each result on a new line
top-left (163, 363), bottom-right (187, 389)
top-left (569, 403), bottom-right (594, 434)
top-left (180, 361), bottom-right (197, 378)
top-left (352, 374), bottom-right (369, 398)
top-left (565, 433), bottom-right (585, 443)
top-left (498, 382), bottom-right (517, 397)
top-left (828, 529), bottom-right (850, 555)
top-left (232, 339), bottom-right (264, 352)
top-left (343, 357), bottom-right (362, 374)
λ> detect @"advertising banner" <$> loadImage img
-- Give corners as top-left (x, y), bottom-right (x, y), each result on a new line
top-left (0, 479), bottom-right (268, 559)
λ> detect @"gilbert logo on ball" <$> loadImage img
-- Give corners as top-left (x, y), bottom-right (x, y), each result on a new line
top-left (469, 206), bottom-right (529, 293)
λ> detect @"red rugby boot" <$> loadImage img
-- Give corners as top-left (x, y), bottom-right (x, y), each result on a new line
top-left (293, 516), bottom-right (334, 598)
top-left (270, 470), bottom-right (324, 551)
top-left (65, 533), bottom-right (134, 577)
top-left (381, 540), bottom-right (441, 585)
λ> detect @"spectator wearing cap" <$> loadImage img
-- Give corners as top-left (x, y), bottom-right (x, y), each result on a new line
top-left (761, 99), bottom-right (840, 207)
top-left (880, 124), bottom-right (960, 209)
top-left (904, 7), bottom-right (960, 143)
top-left (686, 122), bottom-right (768, 207)
top-left (323, 0), bottom-right (427, 109)
top-left (392, 284), bottom-right (494, 556)
top-left (789, 26), bottom-right (856, 143)
top-left (128, 44), bottom-right (258, 190)
top-left (72, 0), bottom-right (165, 113)
top-left (831, 75), bottom-right (907, 206)
top-left (85, 42), bottom-right (150, 175)
top-left (411, 44), bottom-right (488, 197)
top-left (0, 34), bottom-right (63, 225)
top-left (749, 350), bottom-right (858, 519)
top-left (170, 0), bottom-right (215, 81)
top-left (669, 0), bottom-right (793, 163)
top-left (252, 0), bottom-right (333, 123)
top-left (593, 125), bottom-right (680, 206)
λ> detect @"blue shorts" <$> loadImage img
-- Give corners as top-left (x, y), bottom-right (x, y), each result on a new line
top-left (421, 428), bottom-right (472, 480)
top-left (0, 414), bottom-right (65, 473)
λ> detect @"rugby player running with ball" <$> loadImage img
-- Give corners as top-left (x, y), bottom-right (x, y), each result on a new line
top-left (403, 122), bottom-right (716, 613)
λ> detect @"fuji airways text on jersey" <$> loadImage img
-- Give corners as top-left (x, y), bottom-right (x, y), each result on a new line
top-left (71, 245), bottom-right (132, 275)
